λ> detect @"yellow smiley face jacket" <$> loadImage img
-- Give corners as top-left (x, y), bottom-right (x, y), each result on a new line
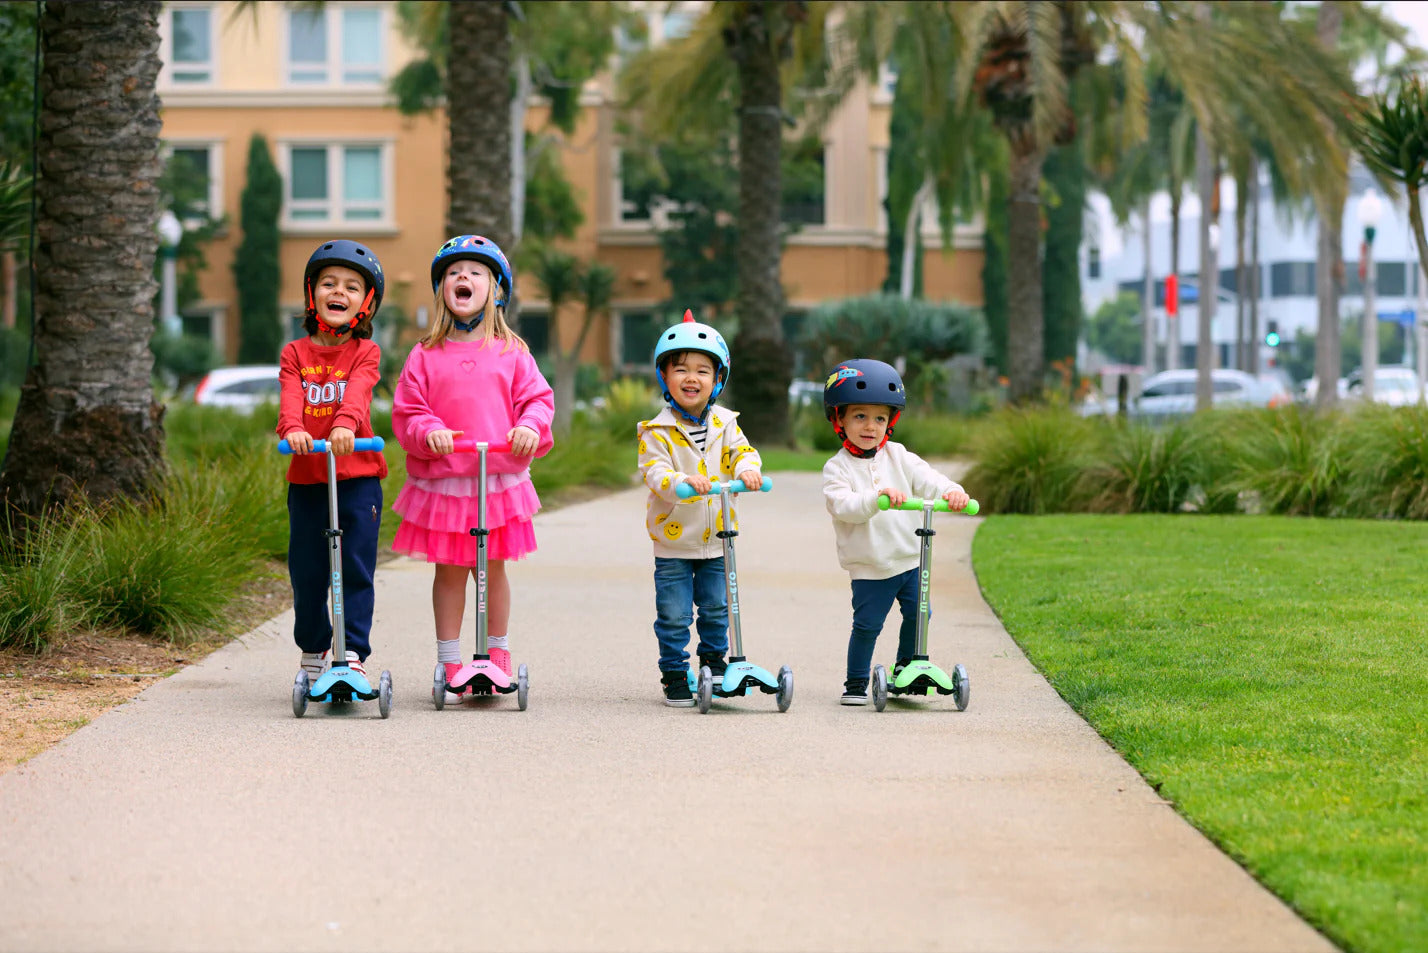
top-left (637, 404), bottom-right (762, 559)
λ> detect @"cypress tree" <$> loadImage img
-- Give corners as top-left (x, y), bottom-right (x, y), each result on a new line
top-left (233, 134), bottom-right (282, 363)
top-left (1041, 143), bottom-right (1085, 367)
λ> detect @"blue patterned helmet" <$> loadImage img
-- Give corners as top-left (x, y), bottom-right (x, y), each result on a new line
top-left (430, 234), bottom-right (513, 306)
top-left (653, 310), bottom-right (731, 403)
top-left (303, 240), bottom-right (385, 324)
top-left (822, 358), bottom-right (906, 419)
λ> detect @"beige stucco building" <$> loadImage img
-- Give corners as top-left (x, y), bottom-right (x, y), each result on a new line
top-left (158, 1), bottom-right (983, 374)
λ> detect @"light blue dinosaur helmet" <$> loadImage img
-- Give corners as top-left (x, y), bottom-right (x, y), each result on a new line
top-left (652, 309), bottom-right (731, 405)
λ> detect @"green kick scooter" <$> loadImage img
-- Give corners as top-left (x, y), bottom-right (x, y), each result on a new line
top-left (870, 494), bottom-right (979, 713)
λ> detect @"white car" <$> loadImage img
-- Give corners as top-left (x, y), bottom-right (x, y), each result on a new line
top-left (1126, 369), bottom-right (1275, 421)
top-left (1344, 366), bottom-right (1423, 407)
top-left (192, 365), bottom-right (281, 414)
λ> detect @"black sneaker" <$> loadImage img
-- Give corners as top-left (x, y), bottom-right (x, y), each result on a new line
top-left (661, 670), bottom-right (695, 708)
top-left (893, 658), bottom-right (911, 679)
top-left (698, 652), bottom-right (728, 680)
top-left (841, 677), bottom-right (870, 706)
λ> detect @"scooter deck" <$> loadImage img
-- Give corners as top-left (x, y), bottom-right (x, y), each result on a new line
top-left (687, 660), bottom-right (780, 697)
top-left (446, 659), bottom-right (518, 696)
top-left (307, 665), bottom-right (381, 703)
top-left (889, 660), bottom-right (957, 697)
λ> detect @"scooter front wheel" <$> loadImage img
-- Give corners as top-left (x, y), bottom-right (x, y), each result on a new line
top-left (517, 664), bottom-right (529, 711)
top-left (776, 665), bottom-right (794, 712)
top-left (431, 662), bottom-right (446, 711)
top-left (292, 671), bottom-right (309, 718)
top-left (871, 665), bottom-right (888, 712)
top-left (378, 670), bottom-right (393, 719)
top-left (696, 666), bottom-right (713, 714)
top-left (952, 663), bottom-right (970, 711)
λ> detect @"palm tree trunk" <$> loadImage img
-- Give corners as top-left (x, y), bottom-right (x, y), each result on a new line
top-left (1249, 158), bottom-right (1261, 373)
top-left (1007, 144), bottom-right (1046, 403)
top-left (1234, 170), bottom-right (1248, 371)
top-left (728, 3), bottom-right (790, 444)
top-left (0, 0), bottom-right (165, 520)
top-left (446, 1), bottom-right (511, 249)
top-left (511, 51), bottom-right (531, 245)
top-left (1313, 0), bottom-right (1344, 411)
top-left (900, 176), bottom-right (933, 300)
top-left (1141, 198), bottom-right (1154, 374)
top-left (1195, 121), bottom-right (1215, 411)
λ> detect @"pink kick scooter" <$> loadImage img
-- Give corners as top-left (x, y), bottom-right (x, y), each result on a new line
top-left (431, 438), bottom-right (529, 711)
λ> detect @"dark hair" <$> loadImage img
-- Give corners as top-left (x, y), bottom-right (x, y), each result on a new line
top-left (658, 349), bottom-right (724, 377)
top-left (303, 265), bottom-right (375, 340)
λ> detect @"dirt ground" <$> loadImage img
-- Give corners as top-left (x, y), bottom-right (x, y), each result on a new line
top-left (0, 484), bottom-right (624, 775)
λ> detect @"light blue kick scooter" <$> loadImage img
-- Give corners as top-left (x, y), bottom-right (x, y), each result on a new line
top-left (278, 436), bottom-right (393, 719)
top-left (674, 477), bottom-right (793, 714)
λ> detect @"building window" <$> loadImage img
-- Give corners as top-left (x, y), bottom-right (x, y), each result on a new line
top-left (520, 312), bottom-right (550, 360)
top-left (286, 6), bottom-right (384, 86)
top-left (1088, 246), bottom-right (1101, 280)
top-left (282, 143), bottom-right (390, 227)
top-left (782, 138), bottom-right (825, 227)
top-left (164, 142), bottom-right (223, 224)
top-left (1271, 261), bottom-right (1316, 298)
top-left (621, 312), bottom-right (660, 367)
top-left (167, 5), bottom-right (214, 84)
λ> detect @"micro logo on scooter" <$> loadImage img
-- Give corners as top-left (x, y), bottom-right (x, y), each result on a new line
top-left (728, 570), bottom-right (739, 618)
top-left (331, 571), bottom-right (343, 615)
top-left (478, 569), bottom-right (486, 614)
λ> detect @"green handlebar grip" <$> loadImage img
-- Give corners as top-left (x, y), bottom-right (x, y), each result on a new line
top-left (877, 494), bottom-right (980, 516)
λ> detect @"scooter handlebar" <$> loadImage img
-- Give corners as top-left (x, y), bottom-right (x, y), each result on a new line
top-left (675, 476), bottom-right (774, 498)
top-left (451, 438), bottom-right (513, 454)
top-left (278, 436), bottom-right (385, 455)
top-left (877, 495), bottom-right (979, 516)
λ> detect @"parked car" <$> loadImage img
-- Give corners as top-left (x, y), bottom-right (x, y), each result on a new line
top-left (1124, 368), bottom-right (1276, 421)
top-left (192, 365), bottom-right (281, 414)
top-left (788, 379), bottom-right (823, 408)
top-left (1344, 366), bottom-right (1423, 407)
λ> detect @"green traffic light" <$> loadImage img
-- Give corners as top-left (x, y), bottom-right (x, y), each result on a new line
top-left (1265, 332), bottom-right (1280, 347)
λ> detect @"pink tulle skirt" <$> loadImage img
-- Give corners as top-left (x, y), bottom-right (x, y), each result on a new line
top-left (392, 471), bottom-right (540, 565)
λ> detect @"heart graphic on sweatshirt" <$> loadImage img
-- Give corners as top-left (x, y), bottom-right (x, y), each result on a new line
top-left (460, 360), bottom-right (476, 373)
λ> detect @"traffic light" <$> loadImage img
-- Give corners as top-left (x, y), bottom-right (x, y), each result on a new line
top-left (1264, 320), bottom-right (1280, 348)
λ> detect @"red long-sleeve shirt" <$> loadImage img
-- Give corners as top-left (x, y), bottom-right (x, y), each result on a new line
top-left (276, 337), bottom-right (388, 485)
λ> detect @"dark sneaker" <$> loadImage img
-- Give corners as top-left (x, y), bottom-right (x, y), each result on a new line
top-left (698, 652), bottom-right (728, 680)
top-left (893, 658), bottom-right (912, 679)
top-left (661, 670), bottom-right (695, 707)
top-left (841, 677), bottom-right (870, 706)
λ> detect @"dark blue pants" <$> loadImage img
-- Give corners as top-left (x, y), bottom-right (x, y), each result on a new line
top-left (653, 556), bottom-right (728, 672)
top-left (287, 476), bottom-right (382, 661)
top-left (846, 568), bottom-right (922, 681)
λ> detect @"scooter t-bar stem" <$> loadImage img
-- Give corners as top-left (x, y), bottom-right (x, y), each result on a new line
top-left (877, 495), bottom-right (979, 516)
top-left (278, 436), bottom-right (385, 455)
top-left (675, 476), bottom-right (774, 498)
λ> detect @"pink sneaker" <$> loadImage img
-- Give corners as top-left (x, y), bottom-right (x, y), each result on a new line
top-left (489, 647), bottom-right (512, 677)
top-left (435, 661), bottom-right (464, 705)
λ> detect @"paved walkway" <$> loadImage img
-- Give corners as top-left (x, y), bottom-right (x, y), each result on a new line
top-left (0, 472), bottom-right (1333, 952)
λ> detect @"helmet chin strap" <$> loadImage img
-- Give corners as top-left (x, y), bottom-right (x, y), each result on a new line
top-left (307, 284), bottom-right (373, 335)
top-left (666, 393), bottom-right (710, 425)
top-left (832, 411), bottom-right (900, 459)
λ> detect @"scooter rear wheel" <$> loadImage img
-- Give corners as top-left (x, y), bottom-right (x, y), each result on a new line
top-left (292, 671), bottom-right (309, 718)
top-left (952, 663), bottom-right (970, 711)
top-left (871, 665), bottom-right (888, 712)
top-left (431, 662), bottom-right (446, 711)
top-left (378, 670), bottom-right (393, 719)
top-left (517, 664), bottom-right (529, 711)
top-left (776, 665), bottom-right (794, 712)
top-left (696, 666), bottom-right (713, 714)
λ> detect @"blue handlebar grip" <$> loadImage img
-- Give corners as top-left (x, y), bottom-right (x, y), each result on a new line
top-left (675, 475), bottom-right (774, 498)
top-left (279, 436), bottom-right (385, 455)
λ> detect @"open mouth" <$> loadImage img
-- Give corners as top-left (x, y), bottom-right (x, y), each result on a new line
top-left (325, 300), bottom-right (348, 313)
top-left (454, 286), bottom-right (473, 302)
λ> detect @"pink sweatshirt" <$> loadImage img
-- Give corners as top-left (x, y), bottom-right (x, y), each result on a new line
top-left (391, 338), bottom-right (555, 479)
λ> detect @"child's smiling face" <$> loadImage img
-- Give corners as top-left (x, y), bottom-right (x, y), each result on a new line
top-left (313, 265), bottom-right (368, 330)
top-left (442, 259), bottom-right (494, 321)
top-left (839, 403), bottom-right (893, 451)
top-left (663, 351), bottom-right (717, 416)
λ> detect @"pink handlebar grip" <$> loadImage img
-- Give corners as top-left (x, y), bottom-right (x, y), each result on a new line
top-left (452, 438), bottom-right (512, 454)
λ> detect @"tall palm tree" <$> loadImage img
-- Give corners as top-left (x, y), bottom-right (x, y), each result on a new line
top-left (446, 1), bottom-right (512, 246)
top-left (0, 1), bottom-right (165, 519)
top-left (1360, 77), bottom-right (1428, 280)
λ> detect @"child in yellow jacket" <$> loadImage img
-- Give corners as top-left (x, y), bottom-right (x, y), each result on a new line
top-left (637, 311), bottom-right (761, 706)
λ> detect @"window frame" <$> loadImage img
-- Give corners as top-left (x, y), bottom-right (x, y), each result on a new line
top-left (161, 2), bottom-right (217, 87)
top-left (162, 140), bottom-right (225, 227)
top-left (282, 4), bottom-right (386, 88)
top-left (277, 140), bottom-right (396, 232)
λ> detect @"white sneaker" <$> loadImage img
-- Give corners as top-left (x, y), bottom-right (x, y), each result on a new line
top-left (299, 651), bottom-right (328, 684)
top-left (344, 651), bottom-right (367, 679)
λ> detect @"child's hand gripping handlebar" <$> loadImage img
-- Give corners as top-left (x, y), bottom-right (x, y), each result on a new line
top-left (451, 438), bottom-right (513, 454)
top-left (675, 476), bottom-right (774, 498)
top-left (278, 436), bottom-right (385, 455)
top-left (878, 494), bottom-right (980, 516)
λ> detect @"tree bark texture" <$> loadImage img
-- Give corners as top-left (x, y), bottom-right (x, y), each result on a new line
top-left (1249, 159), bottom-right (1260, 374)
top-left (1006, 146), bottom-right (1046, 403)
top-left (1141, 199), bottom-right (1154, 374)
top-left (727, 3), bottom-right (791, 445)
top-left (1194, 123), bottom-right (1215, 412)
top-left (445, 0), bottom-right (512, 252)
top-left (0, 0), bottom-right (165, 520)
top-left (1313, 0), bottom-right (1344, 411)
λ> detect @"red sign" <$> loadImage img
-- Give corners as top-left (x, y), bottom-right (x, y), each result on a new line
top-left (1166, 274), bottom-right (1179, 317)
top-left (1359, 242), bottom-right (1368, 282)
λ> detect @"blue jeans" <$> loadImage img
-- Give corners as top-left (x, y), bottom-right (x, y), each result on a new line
top-left (846, 568), bottom-right (922, 681)
top-left (653, 556), bottom-right (728, 672)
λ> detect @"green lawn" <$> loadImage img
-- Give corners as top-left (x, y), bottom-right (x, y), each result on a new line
top-left (973, 514), bottom-right (1427, 953)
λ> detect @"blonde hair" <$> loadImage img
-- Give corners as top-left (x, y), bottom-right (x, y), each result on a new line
top-left (421, 260), bottom-right (528, 353)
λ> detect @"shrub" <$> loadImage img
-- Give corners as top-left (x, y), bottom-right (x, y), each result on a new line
top-left (1341, 403), bottom-right (1428, 519)
top-left (1220, 406), bottom-right (1347, 517)
top-left (599, 376), bottom-right (661, 439)
top-left (1085, 419), bottom-right (1206, 514)
top-left (964, 408), bottom-right (1097, 513)
top-left (0, 507), bottom-right (84, 652)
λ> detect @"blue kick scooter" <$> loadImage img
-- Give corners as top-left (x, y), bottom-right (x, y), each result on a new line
top-left (869, 494), bottom-right (978, 713)
top-left (675, 477), bottom-right (793, 714)
top-left (279, 436), bottom-right (393, 719)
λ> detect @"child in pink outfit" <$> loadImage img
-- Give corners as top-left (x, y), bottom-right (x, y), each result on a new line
top-left (391, 235), bottom-right (554, 701)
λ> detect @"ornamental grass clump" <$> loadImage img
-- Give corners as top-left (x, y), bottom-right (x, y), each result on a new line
top-left (1084, 419), bottom-right (1206, 514)
top-left (1220, 406), bottom-right (1346, 516)
top-left (0, 507), bottom-right (85, 653)
top-left (964, 407), bottom-right (1096, 513)
top-left (1340, 402), bottom-right (1428, 519)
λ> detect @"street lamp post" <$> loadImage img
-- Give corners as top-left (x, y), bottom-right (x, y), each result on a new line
top-left (157, 210), bottom-right (184, 338)
top-left (1358, 188), bottom-right (1384, 403)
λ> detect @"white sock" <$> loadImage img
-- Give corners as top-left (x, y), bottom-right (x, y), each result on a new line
top-left (487, 635), bottom-right (508, 650)
top-left (437, 639), bottom-right (460, 664)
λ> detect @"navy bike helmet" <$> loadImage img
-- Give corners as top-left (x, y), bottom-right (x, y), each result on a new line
top-left (822, 358), bottom-right (907, 458)
top-left (303, 240), bottom-right (385, 333)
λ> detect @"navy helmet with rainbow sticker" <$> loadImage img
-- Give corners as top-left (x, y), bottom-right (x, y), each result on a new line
top-left (822, 358), bottom-right (906, 458)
